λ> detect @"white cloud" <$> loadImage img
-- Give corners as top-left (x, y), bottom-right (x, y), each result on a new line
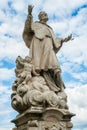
top-left (71, 72), bottom-right (87, 83)
top-left (0, 68), bottom-right (15, 81)
top-left (0, 84), bottom-right (15, 129)
top-left (0, 6), bottom-right (28, 62)
top-left (66, 0), bottom-right (87, 10)
top-left (0, 110), bottom-right (12, 116)
top-left (0, 128), bottom-right (12, 130)
top-left (66, 84), bottom-right (87, 127)
top-left (49, 21), bottom-right (68, 35)
top-left (42, 0), bottom-right (87, 19)
top-left (0, 84), bottom-right (12, 105)
top-left (0, 0), bottom-right (9, 9)
top-left (11, 0), bottom-right (26, 12)
top-left (65, 37), bottom-right (86, 62)
top-left (0, 9), bottom-right (6, 21)
top-left (0, 37), bottom-right (28, 61)
top-left (0, 85), bottom-right (9, 92)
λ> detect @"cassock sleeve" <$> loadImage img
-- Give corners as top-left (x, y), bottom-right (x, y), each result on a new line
top-left (53, 38), bottom-right (63, 53)
top-left (22, 18), bottom-right (34, 48)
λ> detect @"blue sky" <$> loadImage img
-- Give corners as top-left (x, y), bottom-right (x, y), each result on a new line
top-left (0, 0), bottom-right (87, 130)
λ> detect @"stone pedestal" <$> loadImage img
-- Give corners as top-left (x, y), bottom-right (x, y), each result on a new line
top-left (11, 107), bottom-right (75, 130)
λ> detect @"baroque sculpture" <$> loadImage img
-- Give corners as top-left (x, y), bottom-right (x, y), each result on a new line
top-left (11, 5), bottom-right (75, 130)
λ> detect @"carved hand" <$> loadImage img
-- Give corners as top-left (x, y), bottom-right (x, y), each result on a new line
top-left (67, 34), bottom-right (73, 41)
top-left (28, 5), bottom-right (34, 15)
top-left (26, 5), bottom-right (33, 28)
top-left (62, 34), bottom-right (74, 43)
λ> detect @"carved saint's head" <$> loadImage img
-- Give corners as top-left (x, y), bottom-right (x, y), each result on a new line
top-left (38, 11), bottom-right (48, 23)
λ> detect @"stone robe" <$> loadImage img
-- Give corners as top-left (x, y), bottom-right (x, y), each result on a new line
top-left (23, 21), bottom-right (62, 72)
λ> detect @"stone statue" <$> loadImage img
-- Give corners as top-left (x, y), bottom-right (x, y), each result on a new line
top-left (11, 5), bottom-right (75, 130)
top-left (11, 4), bottom-right (73, 112)
top-left (23, 5), bottom-right (73, 92)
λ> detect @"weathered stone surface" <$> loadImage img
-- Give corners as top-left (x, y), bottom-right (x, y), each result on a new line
top-left (11, 5), bottom-right (75, 130)
top-left (11, 108), bottom-right (75, 130)
top-left (11, 74), bottom-right (69, 113)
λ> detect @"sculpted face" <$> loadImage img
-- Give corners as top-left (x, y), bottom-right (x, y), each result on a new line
top-left (38, 11), bottom-right (48, 23)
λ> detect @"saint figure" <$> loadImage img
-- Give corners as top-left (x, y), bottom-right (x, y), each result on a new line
top-left (23, 5), bottom-right (72, 92)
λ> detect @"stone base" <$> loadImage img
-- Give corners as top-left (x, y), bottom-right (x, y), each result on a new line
top-left (11, 107), bottom-right (75, 130)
